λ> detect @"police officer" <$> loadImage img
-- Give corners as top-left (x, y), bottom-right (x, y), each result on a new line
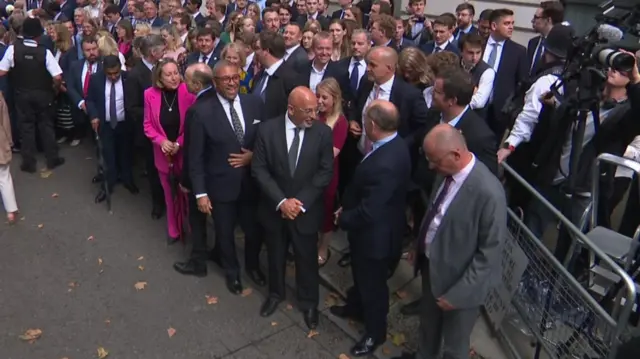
top-left (0, 17), bottom-right (65, 173)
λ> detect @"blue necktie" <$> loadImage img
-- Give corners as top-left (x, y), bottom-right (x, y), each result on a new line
top-left (350, 62), bottom-right (360, 94)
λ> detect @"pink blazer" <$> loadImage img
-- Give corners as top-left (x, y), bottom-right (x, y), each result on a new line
top-left (143, 83), bottom-right (196, 174)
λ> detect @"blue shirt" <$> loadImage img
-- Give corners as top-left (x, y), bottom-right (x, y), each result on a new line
top-left (362, 132), bottom-right (398, 161)
top-left (441, 106), bottom-right (469, 128)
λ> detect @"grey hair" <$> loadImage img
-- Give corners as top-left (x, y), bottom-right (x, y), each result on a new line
top-left (365, 102), bottom-right (399, 132)
top-left (352, 29), bottom-right (371, 43)
top-left (140, 34), bottom-right (165, 58)
top-left (187, 63), bottom-right (214, 87)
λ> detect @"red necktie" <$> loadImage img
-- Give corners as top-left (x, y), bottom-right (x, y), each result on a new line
top-left (83, 63), bottom-right (93, 98)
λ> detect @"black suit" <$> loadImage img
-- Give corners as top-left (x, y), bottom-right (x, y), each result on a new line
top-left (284, 45), bottom-right (309, 71)
top-left (420, 40), bottom-right (460, 56)
top-left (527, 35), bottom-right (544, 77)
top-left (339, 135), bottom-right (411, 341)
top-left (181, 87), bottom-right (215, 264)
top-left (189, 93), bottom-right (265, 276)
top-left (486, 38), bottom-right (528, 138)
top-left (125, 60), bottom-right (165, 211)
top-left (85, 72), bottom-right (134, 190)
top-left (251, 61), bottom-right (298, 120)
top-left (251, 117), bottom-right (334, 309)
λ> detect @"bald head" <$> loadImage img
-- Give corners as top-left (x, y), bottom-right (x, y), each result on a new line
top-left (368, 46), bottom-right (398, 66)
top-left (366, 46), bottom-right (398, 84)
top-left (365, 99), bottom-right (399, 134)
top-left (185, 63), bottom-right (213, 93)
top-left (424, 124), bottom-right (468, 153)
top-left (289, 86), bottom-right (316, 107)
top-left (287, 86), bottom-right (319, 128)
top-left (423, 124), bottom-right (473, 175)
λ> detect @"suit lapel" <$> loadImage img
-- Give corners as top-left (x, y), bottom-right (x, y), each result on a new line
top-left (434, 163), bottom-right (478, 237)
top-left (239, 95), bottom-right (254, 141)
top-left (293, 123), bottom-right (314, 179)
top-left (277, 117), bottom-right (289, 169)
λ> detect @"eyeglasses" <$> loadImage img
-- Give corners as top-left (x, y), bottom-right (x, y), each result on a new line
top-left (215, 75), bottom-right (241, 82)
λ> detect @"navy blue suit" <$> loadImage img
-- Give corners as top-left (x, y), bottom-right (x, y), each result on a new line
top-left (527, 35), bottom-right (544, 77)
top-left (149, 17), bottom-right (165, 27)
top-left (420, 40), bottom-right (460, 55)
top-left (339, 134), bottom-right (411, 341)
top-left (453, 25), bottom-right (478, 40)
top-left (65, 59), bottom-right (102, 126)
top-left (186, 40), bottom-right (225, 68)
top-left (85, 71), bottom-right (134, 189)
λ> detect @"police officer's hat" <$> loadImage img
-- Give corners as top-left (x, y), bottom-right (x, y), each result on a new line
top-left (22, 17), bottom-right (43, 39)
top-left (544, 24), bottom-right (575, 59)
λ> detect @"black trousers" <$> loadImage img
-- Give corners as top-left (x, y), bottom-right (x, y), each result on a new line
top-left (346, 254), bottom-right (389, 341)
top-left (265, 221), bottom-right (319, 310)
top-left (100, 120), bottom-right (134, 189)
top-left (188, 194), bottom-right (209, 263)
top-left (212, 200), bottom-right (262, 276)
top-left (143, 138), bottom-right (165, 209)
top-left (15, 90), bottom-right (59, 167)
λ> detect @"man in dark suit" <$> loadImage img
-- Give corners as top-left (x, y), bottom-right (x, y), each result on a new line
top-left (125, 34), bottom-right (167, 219)
top-left (282, 23), bottom-right (308, 70)
top-left (186, 26), bottom-right (225, 68)
top-left (332, 100), bottom-right (411, 357)
top-left (483, 8), bottom-right (528, 138)
top-left (143, 0), bottom-right (165, 27)
top-left (420, 15), bottom-right (460, 55)
top-left (453, 2), bottom-right (478, 41)
top-left (370, 14), bottom-right (399, 49)
top-left (187, 61), bottom-right (267, 293)
top-left (86, 55), bottom-right (137, 202)
top-left (394, 18), bottom-right (414, 51)
top-left (104, 4), bottom-right (123, 41)
top-left (296, 0), bottom-right (329, 30)
top-left (528, 1), bottom-right (564, 77)
top-left (251, 86), bottom-right (334, 330)
top-left (174, 63), bottom-right (216, 278)
top-left (336, 29), bottom-right (371, 115)
top-left (252, 31), bottom-right (299, 120)
top-left (331, 0), bottom-right (351, 20)
top-left (293, 31), bottom-right (350, 95)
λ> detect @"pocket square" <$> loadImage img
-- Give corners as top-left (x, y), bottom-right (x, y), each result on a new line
top-left (252, 119), bottom-right (261, 124)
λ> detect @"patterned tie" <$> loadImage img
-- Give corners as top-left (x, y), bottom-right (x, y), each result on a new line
top-left (228, 99), bottom-right (244, 144)
top-left (288, 128), bottom-right (300, 176)
top-left (109, 81), bottom-right (118, 129)
top-left (417, 176), bottom-right (454, 254)
top-left (486, 43), bottom-right (498, 69)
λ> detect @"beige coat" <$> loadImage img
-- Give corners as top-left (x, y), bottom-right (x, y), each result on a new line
top-left (0, 93), bottom-right (12, 165)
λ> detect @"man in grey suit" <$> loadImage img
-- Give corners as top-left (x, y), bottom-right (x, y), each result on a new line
top-left (394, 124), bottom-right (506, 359)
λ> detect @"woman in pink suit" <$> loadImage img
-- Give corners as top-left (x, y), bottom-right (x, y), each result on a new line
top-left (143, 59), bottom-right (196, 244)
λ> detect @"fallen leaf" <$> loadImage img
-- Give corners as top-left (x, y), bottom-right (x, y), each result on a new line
top-left (167, 327), bottom-right (176, 338)
top-left (338, 354), bottom-right (350, 359)
top-left (87, 235), bottom-right (95, 241)
top-left (99, 269), bottom-right (104, 274)
top-left (51, 193), bottom-right (59, 198)
top-left (270, 321), bottom-right (278, 326)
top-left (134, 281), bottom-right (147, 290)
top-left (98, 258), bottom-right (103, 266)
top-left (104, 319), bottom-right (111, 325)
top-left (19, 328), bottom-right (42, 343)
top-left (97, 347), bottom-right (109, 358)
top-left (37, 224), bottom-right (44, 229)
top-left (395, 290), bottom-right (408, 299)
top-left (241, 288), bottom-right (252, 297)
top-left (137, 256), bottom-right (144, 261)
top-left (138, 265), bottom-right (144, 271)
top-left (68, 281), bottom-right (78, 288)
top-left (391, 332), bottom-right (406, 347)
top-left (324, 293), bottom-right (340, 307)
top-left (40, 170), bottom-right (52, 179)
top-left (307, 329), bottom-right (319, 338)
top-left (20, 216), bottom-right (25, 221)
top-left (205, 295), bottom-right (218, 305)
top-left (382, 347), bottom-right (391, 355)
top-left (285, 304), bottom-right (293, 310)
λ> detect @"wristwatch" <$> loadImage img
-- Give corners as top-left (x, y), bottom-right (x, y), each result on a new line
top-left (502, 142), bottom-right (515, 152)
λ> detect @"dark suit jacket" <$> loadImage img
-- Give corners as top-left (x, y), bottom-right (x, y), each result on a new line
top-left (59, 47), bottom-right (78, 73)
top-left (527, 35), bottom-right (544, 76)
top-left (149, 17), bottom-right (165, 27)
top-left (85, 71), bottom-right (129, 127)
top-left (453, 25), bottom-right (478, 40)
top-left (252, 61), bottom-right (299, 120)
top-left (181, 87), bottom-right (216, 190)
top-left (251, 117), bottom-right (334, 235)
top-left (335, 57), bottom-right (371, 113)
top-left (396, 37), bottom-right (415, 51)
top-left (296, 14), bottom-right (329, 30)
top-left (65, 59), bottom-right (103, 113)
top-left (194, 13), bottom-right (207, 27)
top-left (189, 93), bottom-right (264, 201)
top-left (186, 40), bottom-right (225, 68)
top-left (339, 135), bottom-right (411, 258)
top-left (331, 9), bottom-right (345, 20)
top-left (294, 60), bottom-right (351, 101)
top-left (349, 76), bottom-right (429, 150)
top-left (124, 60), bottom-right (152, 123)
top-left (420, 40), bottom-right (460, 55)
top-left (492, 39), bottom-right (528, 114)
top-left (285, 45), bottom-right (309, 71)
top-left (38, 34), bottom-right (55, 52)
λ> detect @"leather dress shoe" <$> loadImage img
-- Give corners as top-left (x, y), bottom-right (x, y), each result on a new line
top-left (92, 174), bottom-right (104, 183)
top-left (124, 182), bottom-right (140, 194)
top-left (303, 308), bottom-right (319, 330)
top-left (226, 276), bottom-right (243, 295)
top-left (173, 260), bottom-right (207, 277)
top-left (400, 299), bottom-right (421, 316)
top-left (247, 268), bottom-right (266, 286)
top-left (167, 236), bottom-right (179, 246)
top-left (338, 253), bottom-right (352, 267)
top-left (151, 205), bottom-right (165, 220)
top-left (351, 336), bottom-right (384, 357)
top-left (329, 305), bottom-right (363, 322)
top-left (260, 297), bottom-right (281, 317)
top-left (47, 157), bottom-right (65, 170)
top-left (20, 163), bottom-right (36, 173)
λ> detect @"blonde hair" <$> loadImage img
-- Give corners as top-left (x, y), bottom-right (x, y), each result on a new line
top-left (160, 24), bottom-right (181, 51)
top-left (135, 22), bottom-right (152, 37)
top-left (316, 78), bottom-right (343, 129)
top-left (221, 42), bottom-right (247, 68)
top-left (152, 58), bottom-right (181, 89)
top-left (97, 33), bottom-right (120, 57)
top-left (54, 23), bottom-right (73, 53)
top-left (398, 47), bottom-right (434, 86)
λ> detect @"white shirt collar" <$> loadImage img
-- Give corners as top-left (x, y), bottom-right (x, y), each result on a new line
top-left (442, 106), bottom-right (469, 127)
top-left (219, 15), bottom-right (226, 24)
top-left (308, 12), bottom-right (318, 19)
top-left (244, 52), bottom-right (255, 72)
top-left (435, 38), bottom-right (450, 50)
top-left (487, 35), bottom-right (505, 46)
top-left (311, 60), bottom-right (329, 74)
top-left (285, 113), bottom-right (300, 130)
top-left (376, 75), bottom-right (394, 93)
top-left (349, 57), bottom-right (365, 67)
top-left (265, 59), bottom-right (284, 76)
top-left (192, 11), bottom-right (201, 18)
top-left (142, 57), bottom-right (154, 70)
top-left (216, 91), bottom-right (237, 104)
top-left (451, 154), bottom-right (475, 183)
top-left (286, 43), bottom-right (301, 55)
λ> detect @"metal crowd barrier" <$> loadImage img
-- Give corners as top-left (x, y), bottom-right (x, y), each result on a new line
top-left (491, 162), bottom-right (637, 359)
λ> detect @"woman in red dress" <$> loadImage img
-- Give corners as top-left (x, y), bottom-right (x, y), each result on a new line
top-left (316, 78), bottom-right (348, 267)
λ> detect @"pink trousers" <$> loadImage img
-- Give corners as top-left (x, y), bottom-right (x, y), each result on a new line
top-left (159, 173), bottom-right (180, 238)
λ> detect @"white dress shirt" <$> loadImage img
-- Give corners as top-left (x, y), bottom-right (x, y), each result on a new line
top-left (244, 52), bottom-right (255, 72)
top-left (425, 154), bottom-right (476, 257)
top-left (348, 57), bottom-right (366, 86)
top-left (259, 58), bottom-right (284, 93)
top-left (142, 57), bottom-right (154, 71)
top-left (359, 76), bottom-right (393, 154)
top-left (483, 36), bottom-right (505, 73)
top-left (283, 44), bottom-right (301, 61)
top-left (0, 39), bottom-right (62, 77)
top-left (440, 106), bottom-right (469, 127)
top-left (309, 61), bottom-right (328, 94)
top-left (275, 114), bottom-right (307, 211)
top-left (199, 48), bottom-right (215, 63)
top-left (216, 93), bottom-right (246, 133)
top-left (77, 60), bottom-right (99, 108)
top-left (432, 39), bottom-right (451, 53)
top-left (505, 74), bottom-right (561, 148)
top-left (105, 77), bottom-right (126, 123)
top-left (423, 86), bottom-right (433, 108)
top-left (470, 67), bottom-right (496, 109)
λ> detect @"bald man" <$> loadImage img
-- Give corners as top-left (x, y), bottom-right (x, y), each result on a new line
top-left (252, 86), bottom-right (334, 329)
top-left (402, 123), bottom-right (506, 359)
top-left (332, 99), bottom-right (412, 356)
top-left (342, 45), bottom-right (428, 271)
top-left (174, 62), bottom-right (215, 278)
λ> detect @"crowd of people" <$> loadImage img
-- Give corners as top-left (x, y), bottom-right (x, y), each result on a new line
top-left (1, 0), bottom-right (640, 358)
